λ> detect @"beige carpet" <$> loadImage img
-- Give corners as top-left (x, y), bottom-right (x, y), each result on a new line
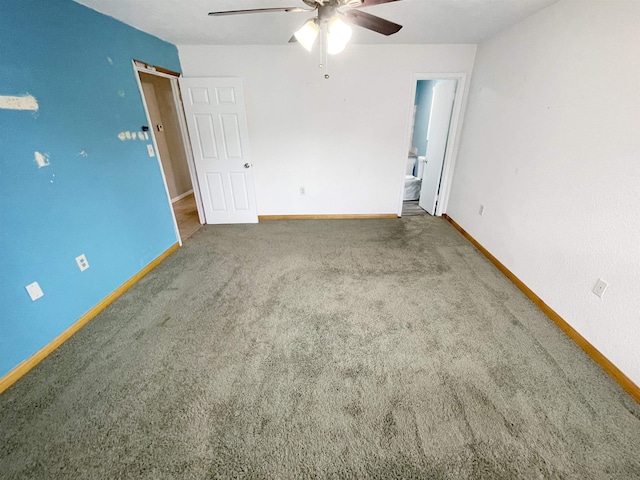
top-left (1, 216), bottom-right (639, 479)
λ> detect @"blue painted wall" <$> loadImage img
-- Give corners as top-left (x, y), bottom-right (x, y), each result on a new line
top-left (0, 0), bottom-right (181, 378)
top-left (411, 80), bottom-right (436, 157)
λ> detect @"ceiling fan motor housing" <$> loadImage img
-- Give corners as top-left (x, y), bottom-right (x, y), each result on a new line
top-left (303, 0), bottom-right (364, 8)
top-left (318, 4), bottom-right (337, 20)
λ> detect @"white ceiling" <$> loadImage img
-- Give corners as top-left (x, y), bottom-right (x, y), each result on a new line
top-left (74, 0), bottom-right (558, 46)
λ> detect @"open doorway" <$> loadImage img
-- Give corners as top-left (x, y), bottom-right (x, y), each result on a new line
top-left (399, 74), bottom-right (467, 217)
top-left (133, 62), bottom-right (204, 242)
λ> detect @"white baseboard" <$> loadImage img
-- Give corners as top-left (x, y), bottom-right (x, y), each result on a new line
top-left (171, 189), bottom-right (194, 203)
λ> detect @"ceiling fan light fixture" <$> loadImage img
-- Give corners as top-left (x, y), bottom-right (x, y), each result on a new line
top-left (294, 19), bottom-right (320, 52)
top-left (327, 17), bottom-right (352, 55)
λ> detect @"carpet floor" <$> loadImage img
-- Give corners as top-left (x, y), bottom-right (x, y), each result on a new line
top-left (1, 216), bottom-right (639, 479)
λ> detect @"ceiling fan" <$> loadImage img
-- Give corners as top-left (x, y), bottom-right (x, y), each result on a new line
top-left (208, 0), bottom-right (403, 56)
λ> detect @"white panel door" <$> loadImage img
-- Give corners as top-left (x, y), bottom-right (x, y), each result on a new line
top-left (419, 80), bottom-right (457, 215)
top-left (179, 77), bottom-right (258, 224)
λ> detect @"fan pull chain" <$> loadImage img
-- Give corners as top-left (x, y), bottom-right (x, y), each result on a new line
top-left (319, 23), bottom-right (329, 79)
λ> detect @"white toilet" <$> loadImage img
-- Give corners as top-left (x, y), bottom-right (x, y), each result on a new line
top-left (404, 156), bottom-right (425, 201)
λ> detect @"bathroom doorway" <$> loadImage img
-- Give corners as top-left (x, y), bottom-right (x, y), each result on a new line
top-left (399, 74), bottom-right (467, 217)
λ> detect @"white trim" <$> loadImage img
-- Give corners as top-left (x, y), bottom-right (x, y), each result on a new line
top-left (170, 78), bottom-right (206, 225)
top-left (133, 60), bottom-right (179, 80)
top-left (171, 189), bottom-right (194, 203)
top-left (132, 60), bottom-right (183, 246)
top-left (397, 72), bottom-right (468, 217)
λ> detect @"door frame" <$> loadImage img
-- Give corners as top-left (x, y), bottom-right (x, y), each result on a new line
top-left (397, 72), bottom-right (468, 217)
top-left (131, 60), bottom-right (205, 245)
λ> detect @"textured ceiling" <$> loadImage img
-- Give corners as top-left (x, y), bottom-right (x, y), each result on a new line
top-left (74, 0), bottom-right (559, 45)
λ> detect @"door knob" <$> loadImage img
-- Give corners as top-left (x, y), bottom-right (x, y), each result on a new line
top-left (244, 163), bottom-right (251, 169)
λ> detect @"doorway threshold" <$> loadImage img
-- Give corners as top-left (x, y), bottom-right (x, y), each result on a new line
top-left (402, 201), bottom-right (428, 217)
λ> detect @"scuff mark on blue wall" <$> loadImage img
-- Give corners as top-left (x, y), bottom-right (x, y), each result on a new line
top-left (0, 94), bottom-right (39, 111)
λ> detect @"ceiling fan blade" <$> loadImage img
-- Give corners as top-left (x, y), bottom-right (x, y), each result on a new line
top-left (208, 7), bottom-right (314, 16)
top-left (357, 0), bottom-right (403, 7)
top-left (343, 10), bottom-right (402, 36)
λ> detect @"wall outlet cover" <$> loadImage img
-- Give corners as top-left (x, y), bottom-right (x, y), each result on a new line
top-left (592, 278), bottom-right (609, 298)
top-left (76, 254), bottom-right (90, 272)
top-left (26, 281), bottom-right (44, 301)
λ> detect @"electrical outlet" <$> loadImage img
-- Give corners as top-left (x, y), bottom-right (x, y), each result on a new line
top-left (479, 205), bottom-right (484, 216)
top-left (76, 254), bottom-right (90, 272)
top-left (300, 187), bottom-right (305, 196)
top-left (592, 278), bottom-right (608, 298)
top-left (26, 281), bottom-right (44, 301)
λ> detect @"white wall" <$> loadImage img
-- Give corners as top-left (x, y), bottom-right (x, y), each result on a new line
top-left (447, 1), bottom-right (640, 385)
top-left (178, 45), bottom-right (476, 215)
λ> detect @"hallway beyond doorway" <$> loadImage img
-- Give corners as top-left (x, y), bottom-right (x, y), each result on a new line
top-left (174, 193), bottom-right (202, 241)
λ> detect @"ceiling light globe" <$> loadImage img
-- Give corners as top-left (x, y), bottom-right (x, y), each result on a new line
top-left (294, 20), bottom-right (319, 52)
top-left (327, 18), bottom-right (352, 55)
